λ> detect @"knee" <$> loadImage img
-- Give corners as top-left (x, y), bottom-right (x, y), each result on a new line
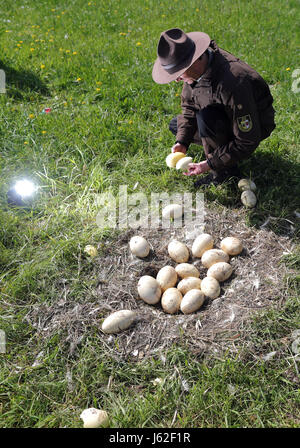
top-left (169, 117), bottom-right (177, 136)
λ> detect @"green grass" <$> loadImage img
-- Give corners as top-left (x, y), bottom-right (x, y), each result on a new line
top-left (0, 0), bottom-right (300, 428)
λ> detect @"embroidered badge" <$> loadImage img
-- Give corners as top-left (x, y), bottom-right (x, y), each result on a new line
top-left (237, 114), bottom-right (253, 132)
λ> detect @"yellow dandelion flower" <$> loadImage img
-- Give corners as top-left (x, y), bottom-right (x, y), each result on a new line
top-left (36, 25), bottom-right (40, 28)
top-left (286, 67), bottom-right (291, 71)
top-left (128, 120), bottom-right (133, 124)
top-left (40, 64), bottom-right (45, 69)
top-left (76, 77), bottom-right (81, 82)
top-left (61, 11), bottom-right (65, 15)
top-left (30, 48), bottom-right (35, 51)
top-left (56, 15), bottom-right (60, 19)
top-left (42, 130), bottom-right (47, 134)
top-left (51, 8), bottom-right (55, 12)
top-left (96, 88), bottom-right (101, 91)
top-left (17, 43), bottom-right (21, 47)
top-left (59, 48), bottom-right (64, 52)
top-left (175, 93), bottom-right (180, 97)
top-left (49, 39), bottom-right (54, 42)
top-left (29, 114), bottom-right (35, 120)
top-left (63, 102), bottom-right (67, 106)
top-left (5, 30), bottom-right (11, 33)
top-left (96, 81), bottom-right (102, 85)
top-left (119, 32), bottom-right (126, 36)
top-left (72, 51), bottom-right (77, 55)
top-left (101, 68), bottom-right (107, 72)
top-left (35, 39), bottom-right (39, 42)
top-left (196, 8), bottom-right (199, 12)
top-left (88, 1), bottom-right (92, 5)
top-left (65, 49), bottom-right (70, 53)
top-left (162, 14), bottom-right (166, 18)
top-left (82, 101), bottom-right (86, 104)
top-left (136, 42), bottom-right (142, 46)
top-left (19, 40), bottom-right (23, 43)
top-left (24, 141), bottom-right (29, 145)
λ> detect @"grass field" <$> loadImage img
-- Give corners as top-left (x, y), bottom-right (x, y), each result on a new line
top-left (0, 0), bottom-right (299, 428)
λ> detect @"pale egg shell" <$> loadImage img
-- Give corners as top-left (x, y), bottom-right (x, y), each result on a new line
top-left (80, 408), bottom-right (109, 428)
top-left (241, 190), bottom-right (257, 208)
top-left (180, 289), bottom-right (205, 314)
top-left (156, 266), bottom-right (178, 292)
top-left (84, 245), bottom-right (98, 258)
top-left (175, 263), bottom-right (200, 279)
top-left (176, 156), bottom-right (193, 171)
top-left (177, 277), bottom-right (202, 295)
top-left (220, 237), bottom-right (243, 256)
top-left (165, 152), bottom-right (186, 168)
top-left (161, 288), bottom-right (182, 314)
top-left (201, 277), bottom-right (220, 299)
top-left (162, 204), bottom-right (183, 219)
top-left (201, 249), bottom-right (229, 268)
top-left (207, 262), bottom-right (233, 282)
top-left (101, 310), bottom-right (136, 334)
top-left (129, 236), bottom-right (150, 258)
top-left (192, 233), bottom-right (214, 258)
top-left (137, 275), bottom-right (162, 304)
top-left (238, 178), bottom-right (257, 192)
top-left (168, 240), bottom-right (189, 263)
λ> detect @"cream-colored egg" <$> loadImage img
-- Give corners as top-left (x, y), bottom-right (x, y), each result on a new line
top-left (162, 204), bottom-right (183, 220)
top-left (156, 266), bottom-right (178, 292)
top-left (168, 240), bottom-right (189, 263)
top-left (137, 275), bottom-right (161, 304)
top-left (241, 190), bottom-right (257, 208)
top-left (177, 277), bottom-right (202, 295)
top-left (201, 249), bottom-right (229, 268)
top-left (161, 288), bottom-right (182, 314)
top-left (180, 289), bottom-right (205, 314)
top-left (220, 237), bottom-right (243, 256)
top-left (175, 263), bottom-right (200, 279)
top-left (176, 156), bottom-right (193, 171)
top-left (207, 262), bottom-right (233, 282)
top-left (84, 245), bottom-right (98, 258)
top-left (101, 310), bottom-right (136, 334)
top-left (80, 408), bottom-right (109, 428)
top-left (166, 152), bottom-right (186, 168)
top-left (238, 178), bottom-right (257, 192)
top-left (192, 233), bottom-right (214, 258)
top-left (129, 236), bottom-right (150, 258)
top-left (201, 277), bottom-right (220, 299)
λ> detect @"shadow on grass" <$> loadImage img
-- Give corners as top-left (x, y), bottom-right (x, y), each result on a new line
top-left (192, 149), bottom-right (300, 237)
top-left (0, 60), bottom-right (50, 99)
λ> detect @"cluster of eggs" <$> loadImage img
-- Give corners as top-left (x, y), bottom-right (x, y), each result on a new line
top-left (238, 179), bottom-right (257, 208)
top-left (132, 233), bottom-right (243, 315)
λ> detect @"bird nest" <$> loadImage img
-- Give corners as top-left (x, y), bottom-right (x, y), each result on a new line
top-left (25, 205), bottom-right (295, 361)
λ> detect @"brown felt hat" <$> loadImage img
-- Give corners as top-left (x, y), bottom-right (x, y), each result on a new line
top-left (152, 28), bottom-right (211, 84)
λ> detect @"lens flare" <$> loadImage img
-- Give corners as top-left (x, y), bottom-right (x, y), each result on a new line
top-left (14, 179), bottom-right (36, 198)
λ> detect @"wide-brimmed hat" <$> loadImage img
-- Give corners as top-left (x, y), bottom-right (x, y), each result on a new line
top-left (152, 28), bottom-right (211, 84)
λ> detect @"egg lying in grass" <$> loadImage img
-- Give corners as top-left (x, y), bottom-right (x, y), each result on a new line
top-left (238, 178), bottom-right (257, 192)
top-left (201, 277), bottom-right (220, 299)
top-left (156, 266), bottom-right (178, 292)
top-left (84, 245), bottom-right (98, 258)
top-left (137, 275), bottom-right (161, 304)
top-left (241, 190), bottom-right (257, 208)
top-left (162, 204), bottom-right (183, 220)
top-left (180, 289), bottom-right (205, 314)
top-left (201, 249), bottom-right (229, 268)
top-left (129, 236), bottom-right (150, 258)
top-left (101, 310), bottom-right (136, 334)
top-left (80, 408), bottom-right (109, 428)
top-left (175, 263), bottom-right (200, 279)
top-left (177, 277), bottom-right (202, 295)
top-left (207, 262), bottom-right (233, 282)
top-left (161, 288), bottom-right (182, 314)
top-left (168, 240), bottom-right (189, 263)
top-left (192, 233), bottom-right (214, 258)
top-left (220, 237), bottom-right (243, 256)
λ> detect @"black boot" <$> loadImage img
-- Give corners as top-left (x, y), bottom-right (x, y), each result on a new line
top-left (193, 166), bottom-right (241, 188)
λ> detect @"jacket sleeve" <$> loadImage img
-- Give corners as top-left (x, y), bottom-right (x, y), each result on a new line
top-left (176, 83), bottom-right (198, 147)
top-left (207, 78), bottom-right (262, 170)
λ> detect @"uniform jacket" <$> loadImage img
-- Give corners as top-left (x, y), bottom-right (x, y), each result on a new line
top-left (176, 40), bottom-right (276, 170)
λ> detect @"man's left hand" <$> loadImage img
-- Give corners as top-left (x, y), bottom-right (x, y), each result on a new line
top-left (183, 161), bottom-right (210, 176)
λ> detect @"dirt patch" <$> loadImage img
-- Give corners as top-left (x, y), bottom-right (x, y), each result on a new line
top-left (25, 206), bottom-right (296, 360)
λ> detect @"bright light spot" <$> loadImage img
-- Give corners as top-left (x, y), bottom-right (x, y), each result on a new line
top-left (14, 179), bottom-right (36, 198)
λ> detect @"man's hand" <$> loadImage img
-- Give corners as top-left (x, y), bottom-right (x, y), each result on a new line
top-left (171, 142), bottom-right (187, 154)
top-left (183, 161), bottom-right (210, 176)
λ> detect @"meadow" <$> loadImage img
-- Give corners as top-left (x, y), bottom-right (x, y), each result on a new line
top-left (0, 0), bottom-right (299, 428)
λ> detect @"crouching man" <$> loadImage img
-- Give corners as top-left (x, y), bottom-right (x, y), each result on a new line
top-left (152, 28), bottom-right (276, 186)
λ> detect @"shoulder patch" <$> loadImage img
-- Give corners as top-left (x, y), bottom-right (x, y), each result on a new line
top-left (237, 114), bottom-right (253, 132)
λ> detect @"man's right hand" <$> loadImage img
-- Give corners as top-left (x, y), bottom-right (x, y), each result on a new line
top-left (171, 142), bottom-right (187, 154)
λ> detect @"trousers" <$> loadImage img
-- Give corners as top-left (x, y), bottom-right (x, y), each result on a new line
top-left (169, 104), bottom-right (235, 172)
